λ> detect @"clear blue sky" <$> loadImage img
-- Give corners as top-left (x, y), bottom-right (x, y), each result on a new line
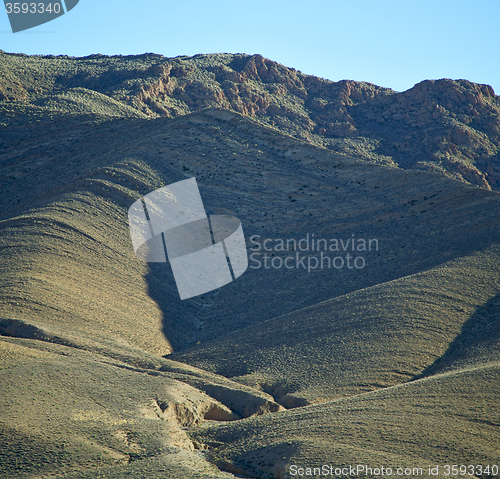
top-left (1, 0), bottom-right (499, 93)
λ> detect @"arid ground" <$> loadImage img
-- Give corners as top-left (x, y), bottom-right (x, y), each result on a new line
top-left (1, 51), bottom-right (499, 478)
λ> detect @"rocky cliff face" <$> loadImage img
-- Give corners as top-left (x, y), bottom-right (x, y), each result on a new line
top-left (1, 51), bottom-right (499, 189)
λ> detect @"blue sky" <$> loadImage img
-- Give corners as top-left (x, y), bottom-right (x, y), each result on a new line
top-left (1, 0), bottom-right (499, 93)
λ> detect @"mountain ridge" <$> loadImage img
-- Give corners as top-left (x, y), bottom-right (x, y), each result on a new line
top-left (2, 51), bottom-right (499, 190)
top-left (1, 52), bottom-right (499, 478)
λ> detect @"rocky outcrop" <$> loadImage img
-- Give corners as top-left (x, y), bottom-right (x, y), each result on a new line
top-left (1, 51), bottom-right (499, 190)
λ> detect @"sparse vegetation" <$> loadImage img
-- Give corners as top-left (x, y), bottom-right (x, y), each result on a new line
top-left (0, 52), bottom-right (499, 479)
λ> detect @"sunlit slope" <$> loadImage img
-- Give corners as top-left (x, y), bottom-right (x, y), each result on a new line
top-left (1, 108), bottom-right (500, 356)
top-left (192, 362), bottom-right (500, 479)
top-left (35, 87), bottom-right (149, 119)
top-left (0, 331), bottom-right (282, 479)
top-left (0, 156), bottom-right (173, 355)
top-left (174, 246), bottom-right (500, 406)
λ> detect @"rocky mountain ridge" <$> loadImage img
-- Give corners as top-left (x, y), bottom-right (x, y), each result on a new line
top-left (1, 51), bottom-right (500, 479)
top-left (1, 51), bottom-right (499, 189)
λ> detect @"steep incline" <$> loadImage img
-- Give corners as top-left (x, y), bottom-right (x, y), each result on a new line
top-left (1, 71), bottom-right (499, 477)
top-left (2, 51), bottom-right (499, 189)
top-left (2, 108), bottom-right (499, 354)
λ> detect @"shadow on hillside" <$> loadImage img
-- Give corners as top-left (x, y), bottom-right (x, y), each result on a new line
top-left (414, 293), bottom-right (500, 379)
top-left (145, 261), bottom-right (203, 352)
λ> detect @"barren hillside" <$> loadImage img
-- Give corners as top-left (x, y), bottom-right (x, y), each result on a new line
top-left (2, 51), bottom-right (499, 189)
top-left (0, 52), bottom-right (499, 479)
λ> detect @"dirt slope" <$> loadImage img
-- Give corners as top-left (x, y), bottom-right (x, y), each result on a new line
top-left (1, 53), bottom-right (499, 478)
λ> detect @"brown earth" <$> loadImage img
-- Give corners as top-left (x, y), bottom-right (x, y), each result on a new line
top-left (0, 52), bottom-right (499, 478)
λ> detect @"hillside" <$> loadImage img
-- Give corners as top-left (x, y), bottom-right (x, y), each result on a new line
top-left (1, 50), bottom-right (499, 190)
top-left (0, 52), bottom-right (499, 478)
